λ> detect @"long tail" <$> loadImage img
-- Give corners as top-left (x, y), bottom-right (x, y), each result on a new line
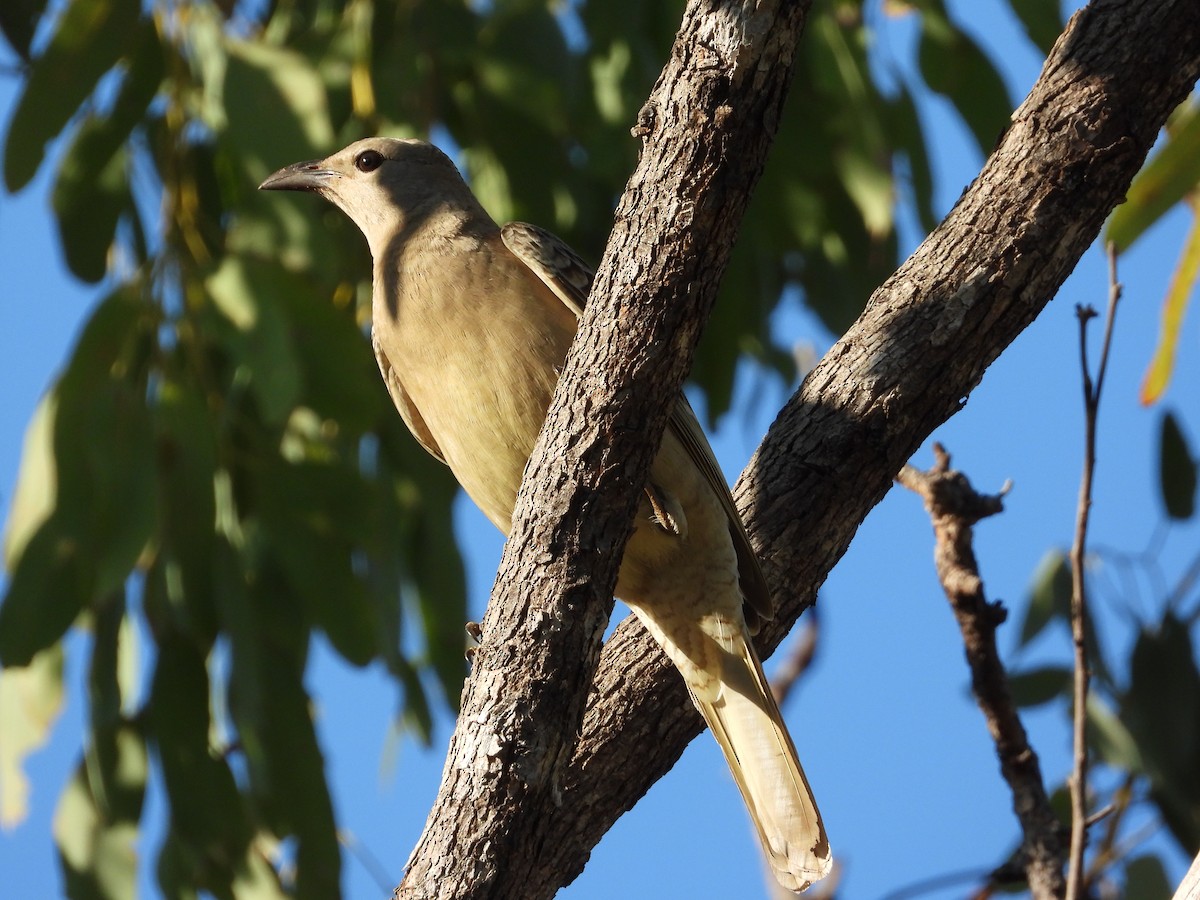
top-left (693, 633), bottom-right (831, 893)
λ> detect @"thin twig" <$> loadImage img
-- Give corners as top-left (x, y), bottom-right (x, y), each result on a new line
top-left (897, 446), bottom-right (1065, 899)
top-left (770, 609), bottom-right (819, 707)
top-left (1066, 245), bottom-right (1123, 899)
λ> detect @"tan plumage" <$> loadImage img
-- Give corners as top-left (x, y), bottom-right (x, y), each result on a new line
top-left (261, 137), bottom-right (831, 892)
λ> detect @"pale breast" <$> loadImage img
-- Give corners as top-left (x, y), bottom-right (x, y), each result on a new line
top-left (373, 230), bottom-right (577, 533)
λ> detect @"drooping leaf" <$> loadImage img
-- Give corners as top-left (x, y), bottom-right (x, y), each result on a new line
top-left (54, 724), bottom-right (147, 900)
top-left (205, 256), bottom-right (304, 425)
top-left (256, 454), bottom-right (379, 667)
top-left (1007, 665), bottom-right (1072, 708)
top-left (0, 288), bottom-right (155, 665)
top-left (1019, 549), bottom-right (1071, 646)
top-left (1008, 0), bottom-right (1064, 55)
top-left (917, 3), bottom-right (1012, 158)
top-left (52, 122), bottom-right (132, 283)
top-left (0, 515), bottom-right (90, 666)
top-left (3, 391), bottom-right (58, 570)
top-left (150, 379), bottom-right (219, 640)
top-left (1124, 855), bottom-right (1172, 900)
top-left (0, 0), bottom-right (47, 61)
top-left (1140, 215), bottom-right (1200, 405)
top-left (1107, 101), bottom-right (1200, 252)
top-left (3, 0), bottom-right (141, 191)
top-left (55, 351), bottom-right (157, 601)
top-left (149, 631), bottom-right (252, 894)
top-left (276, 273), bottom-right (386, 434)
top-left (1122, 615), bottom-right (1200, 851)
top-left (888, 84), bottom-right (938, 233)
top-left (219, 559), bottom-right (340, 900)
top-left (1087, 693), bottom-right (1142, 771)
top-left (1159, 410), bottom-right (1197, 521)
top-left (222, 38), bottom-right (335, 182)
top-left (376, 419), bottom-right (468, 711)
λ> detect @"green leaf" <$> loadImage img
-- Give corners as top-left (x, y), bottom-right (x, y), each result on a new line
top-left (220, 561), bottom-right (340, 900)
top-left (3, 0), bottom-right (141, 191)
top-left (1007, 665), bottom-right (1072, 708)
top-left (888, 87), bottom-right (937, 232)
top-left (52, 121), bottom-right (132, 283)
top-left (1159, 410), bottom-right (1197, 520)
top-left (1122, 614), bottom-right (1200, 850)
top-left (1008, 0), bottom-right (1063, 55)
top-left (0, 515), bottom-right (90, 666)
top-left (0, 643), bottom-right (65, 827)
top-left (48, 18), bottom-right (163, 280)
top-left (3, 390), bottom-right (58, 570)
top-left (1087, 693), bottom-right (1142, 771)
top-left (1107, 101), bottom-right (1200, 252)
top-left (1124, 855), bottom-right (1172, 900)
top-left (149, 632), bottom-right (251, 893)
top-left (256, 456), bottom-right (378, 667)
top-left (0, 0), bottom-right (47, 61)
top-left (56, 370), bottom-right (156, 602)
top-left (54, 724), bottom-right (147, 900)
top-left (0, 288), bottom-right (154, 665)
top-left (205, 257), bottom-right (304, 425)
top-left (917, 4), bottom-right (1012, 158)
top-left (277, 275), bottom-right (385, 434)
top-left (1019, 549), bottom-right (1071, 646)
top-left (377, 420), bottom-right (468, 710)
top-left (222, 38), bottom-right (335, 183)
top-left (151, 379), bottom-right (219, 639)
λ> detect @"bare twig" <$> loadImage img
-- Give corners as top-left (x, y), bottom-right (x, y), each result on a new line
top-left (1066, 245), bottom-right (1123, 899)
top-left (877, 865), bottom-right (996, 900)
top-left (898, 445), bottom-right (1065, 899)
top-left (1083, 775), bottom-right (1134, 884)
top-left (769, 609), bottom-right (819, 707)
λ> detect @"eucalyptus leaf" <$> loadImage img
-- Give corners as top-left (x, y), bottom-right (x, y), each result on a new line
top-left (3, 0), bottom-right (140, 191)
top-left (0, 643), bottom-right (64, 827)
top-left (1159, 410), bottom-right (1197, 521)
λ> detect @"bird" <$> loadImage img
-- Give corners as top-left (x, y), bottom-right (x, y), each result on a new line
top-left (260, 137), bottom-right (831, 892)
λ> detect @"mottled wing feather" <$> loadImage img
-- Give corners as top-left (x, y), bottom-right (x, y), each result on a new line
top-left (500, 222), bottom-right (775, 626)
top-left (500, 222), bottom-right (590, 317)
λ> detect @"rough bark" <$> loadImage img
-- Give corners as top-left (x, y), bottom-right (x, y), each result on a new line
top-left (398, 0), bottom-right (1200, 897)
top-left (396, 1), bottom-right (814, 897)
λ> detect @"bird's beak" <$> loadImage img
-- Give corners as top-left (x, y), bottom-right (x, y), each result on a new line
top-left (258, 159), bottom-right (338, 192)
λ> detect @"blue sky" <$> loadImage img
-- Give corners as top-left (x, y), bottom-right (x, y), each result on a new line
top-left (2, 1), bottom-right (1199, 898)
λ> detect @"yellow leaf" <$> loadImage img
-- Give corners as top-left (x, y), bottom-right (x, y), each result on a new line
top-left (1140, 208), bottom-right (1200, 405)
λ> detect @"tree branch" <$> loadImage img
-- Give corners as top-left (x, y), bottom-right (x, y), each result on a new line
top-left (396, 2), bottom-right (815, 896)
top-left (898, 444), bottom-right (1065, 900)
top-left (399, 0), bottom-right (1200, 896)
top-left (538, 0), bottom-right (1200, 890)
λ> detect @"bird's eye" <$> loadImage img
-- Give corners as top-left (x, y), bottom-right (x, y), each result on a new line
top-left (355, 150), bottom-right (384, 173)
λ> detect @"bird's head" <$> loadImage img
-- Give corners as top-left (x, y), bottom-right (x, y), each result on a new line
top-left (259, 137), bottom-right (483, 255)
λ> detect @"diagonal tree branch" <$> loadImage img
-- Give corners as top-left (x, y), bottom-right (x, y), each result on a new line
top-left (399, 0), bottom-right (1200, 897)
top-left (537, 0), bottom-right (1200, 892)
top-left (397, 2), bottom-right (817, 896)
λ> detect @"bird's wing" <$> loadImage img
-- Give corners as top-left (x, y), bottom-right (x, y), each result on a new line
top-left (372, 331), bottom-right (447, 464)
top-left (501, 222), bottom-right (774, 626)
